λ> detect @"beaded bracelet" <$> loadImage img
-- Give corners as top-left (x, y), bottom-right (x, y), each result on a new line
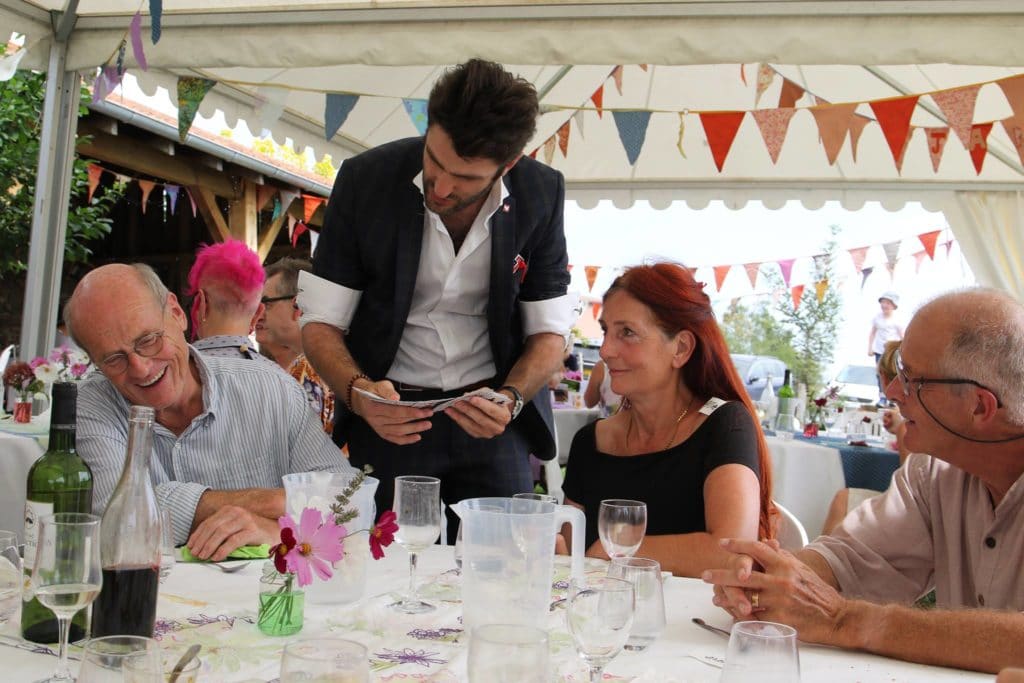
top-left (345, 372), bottom-right (371, 412)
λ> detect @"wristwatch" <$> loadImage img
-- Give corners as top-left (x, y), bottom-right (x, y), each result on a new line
top-left (499, 385), bottom-right (525, 420)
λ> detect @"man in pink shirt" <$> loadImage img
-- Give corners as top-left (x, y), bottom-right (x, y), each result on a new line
top-left (705, 287), bottom-right (1024, 673)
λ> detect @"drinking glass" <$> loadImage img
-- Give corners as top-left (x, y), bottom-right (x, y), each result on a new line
top-left (719, 621), bottom-right (801, 683)
top-left (79, 635), bottom-right (163, 683)
top-left (123, 644), bottom-right (202, 683)
top-left (31, 512), bottom-right (102, 683)
top-left (607, 556), bottom-right (666, 651)
top-left (598, 499), bottom-right (647, 558)
top-left (565, 576), bottom-right (634, 683)
top-left (158, 507), bottom-right (175, 583)
top-left (513, 492), bottom-right (558, 504)
top-left (280, 637), bottom-right (369, 682)
top-left (0, 530), bottom-right (21, 632)
top-left (392, 475), bottom-right (441, 613)
top-left (468, 624), bottom-right (549, 683)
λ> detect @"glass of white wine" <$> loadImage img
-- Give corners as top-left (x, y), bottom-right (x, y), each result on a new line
top-left (0, 529), bottom-right (21, 630)
top-left (565, 576), bottom-right (634, 683)
top-left (31, 513), bottom-right (102, 683)
top-left (598, 499), bottom-right (647, 558)
top-left (280, 638), bottom-right (369, 682)
top-left (392, 475), bottom-right (441, 614)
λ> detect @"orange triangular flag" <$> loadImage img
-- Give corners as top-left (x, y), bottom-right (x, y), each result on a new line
top-left (923, 127), bottom-right (950, 172)
top-left (557, 120), bottom-right (571, 157)
top-left (969, 122), bottom-right (994, 174)
top-left (699, 111), bottom-right (746, 172)
top-left (137, 180), bottom-right (156, 213)
top-left (778, 78), bottom-right (804, 109)
top-left (814, 279), bottom-right (828, 303)
top-left (591, 86), bottom-right (604, 119)
top-left (612, 66), bottom-right (624, 96)
top-left (809, 103), bottom-right (858, 165)
top-left (639, 64), bottom-right (648, 72)
top-left (893, 127), bottom-right (915, 173)
top-left (591, 302), bottom-right (601, 320)
top-left (529, 149), bottom-right (538, 160)
top-left (303, 195), bottom-right (323, 223)
top-left (751, 108), bottom-right (797, 164)
top-left (998, 74), bottom-right (1024, 118)
top-left (87, 164), bottom-right (103, 203)
top-left (791, 285), bottom-right (805, 310)
top-left (1000, 114), bottom-right (1024, 165)
top-left (713, 265), bottom-right (731, 292)
top-left (931, 85), bottom-right (981, 149)
top-left (848, 246), bottom-right (869, 274)
top-left (743, 263), bottom-right (761, 289)
top-left (585, 265), bottom-right (599, 292)
top-left (848, 115), bottom-right (871, 163)
top-left (870, 95), bottom-right (919, 166)
top-left (257, 184), bottom-right (277, 211)
top-left (918, 230), bottom-right (941, 260)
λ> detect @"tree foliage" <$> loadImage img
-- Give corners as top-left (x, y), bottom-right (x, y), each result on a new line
top-left (720, 300), bottom-right (800, 370)
top-left (0, 70), bottom-right (122, 279)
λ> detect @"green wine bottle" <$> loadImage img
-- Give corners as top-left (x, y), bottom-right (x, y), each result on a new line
top-left (21, 382), bottom-right (93, 644)
top-left (778, 370), bottom-right (796, 399)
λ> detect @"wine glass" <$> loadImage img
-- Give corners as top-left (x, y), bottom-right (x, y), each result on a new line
top-left (392, 475), bottom-right (441, 613)
top-left (31, 513), bottom-right (102, 683)
top-left (280, 638), bottom-right (369, 682)
top-left (0, 530), bottom-right (21, 630)
top-left (468, 624), bottom-right (549, 683)
top-left (78, 635), bottom-right (162, 683)
top-left (565, 576), bottom-right (634, 683)
top-left (598, 499), bottom-right (647, 558)
top-left (606, 556), bottom-right (666, 651)
top-left (720, 621), bottom-right (801, 683)
top-left (158, 506), bottom-right (175, 583)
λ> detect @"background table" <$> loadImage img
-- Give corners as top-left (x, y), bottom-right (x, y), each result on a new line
top-left (4, 545), bottom-right (990, 682)
top-left (553, 406), bottom-right (601, 464)
top-left (0, 420), bottom-right (47, 541)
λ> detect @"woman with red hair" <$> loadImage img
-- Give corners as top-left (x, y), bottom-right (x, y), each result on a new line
top-left (561, 262), bottom-right (774, 577)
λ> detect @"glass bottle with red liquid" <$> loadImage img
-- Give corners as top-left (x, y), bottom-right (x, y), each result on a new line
top-left (91, 405), bottom-right (161, 637)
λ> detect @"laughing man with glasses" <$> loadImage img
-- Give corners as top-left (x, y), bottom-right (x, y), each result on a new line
top-left (706, 287), bottom-right (1024, 673)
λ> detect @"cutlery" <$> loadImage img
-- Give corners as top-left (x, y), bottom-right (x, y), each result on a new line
top-left (201, 561), bottom-right (249, 573)
top-left (691, 617), bottom-right (731, 638)
top-left (168, 643), bottom-right (201, 683)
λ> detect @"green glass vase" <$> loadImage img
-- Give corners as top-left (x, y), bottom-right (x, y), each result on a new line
top-left (258, 564), bottom-right (305, 636)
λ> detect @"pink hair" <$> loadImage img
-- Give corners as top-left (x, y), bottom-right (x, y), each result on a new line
top-left (186, 240), bottom-right (265, 337)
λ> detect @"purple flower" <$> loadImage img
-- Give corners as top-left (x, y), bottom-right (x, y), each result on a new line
top-left (374, 648), bottom-right (447, 668)
top-left (70, 363), bottom-right (90, 378)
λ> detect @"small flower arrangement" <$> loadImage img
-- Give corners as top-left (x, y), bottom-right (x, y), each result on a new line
top-left (804, 385), bottom-right (842, 436)
top-left (3, 361), bottom-right (45, 402)
top-left (258, 467), bottom-right (398, 636)
top-left (32, 345), bottom-right (92, 384)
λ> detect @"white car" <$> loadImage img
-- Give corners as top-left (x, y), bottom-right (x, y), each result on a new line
top-left (831, 364), bottom-right (881, 405)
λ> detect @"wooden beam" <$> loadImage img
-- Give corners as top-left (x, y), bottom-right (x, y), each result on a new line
top-left (189, 185), bottom-right (231, 243)
top-left (257, 211), bottom-right (288, 263)
top-left (228, 179), bottom-right (258, 250)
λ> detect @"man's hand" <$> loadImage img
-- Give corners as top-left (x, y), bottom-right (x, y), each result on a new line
top-left (444, 395), bottom-right (512, 439)
top-left (702, 538), bottom-right (848, 644)
top-left (186, 505), bottom-right (279, 561)
top-left (352, 379), bottom-right (433, 445)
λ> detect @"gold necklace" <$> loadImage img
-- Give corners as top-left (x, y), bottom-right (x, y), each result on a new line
top-left (626, 395), bottom-right (697, 452)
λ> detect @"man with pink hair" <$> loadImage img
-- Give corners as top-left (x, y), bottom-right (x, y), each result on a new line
top-left (186, 239), bottom-right (274, 365)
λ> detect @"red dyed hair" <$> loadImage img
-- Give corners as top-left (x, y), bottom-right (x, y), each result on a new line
top-left (186, 240), bottom-right (265, 335)
top-left (605, 262), bottom-right (776, 540)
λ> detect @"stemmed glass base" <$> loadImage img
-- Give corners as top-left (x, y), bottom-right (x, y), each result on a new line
top-left (394, 597), bottom-right (435, 614)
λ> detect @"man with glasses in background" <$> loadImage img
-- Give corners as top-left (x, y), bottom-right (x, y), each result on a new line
top-left (64, 263), bottom-right (353, 561)
top-left (705, 287), bottom-right (1024, 673)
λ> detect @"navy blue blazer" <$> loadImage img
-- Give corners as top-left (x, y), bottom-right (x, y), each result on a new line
top-left (312, 136), bottom-right (570, 460)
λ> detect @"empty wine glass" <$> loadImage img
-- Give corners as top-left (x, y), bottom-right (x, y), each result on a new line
top-left (598, 499), bottom-right (647, 558)
top-left (280, 638), bottom-right (369, 682)
top-left (607, 556), bottom-right (666, 651)
top-left (565, 576), bottom-right (634, 683)
top-left (31, 513), bottom-right (102, 683)
top-left (0, 530), bottom-right (20, 632)
top-left (393, 475), bottom-right (441, 613)
top-left (78, 635), bottom-right (162, 683)
top-left (468, 624), bottom-right (549, 683)
top-left (158, 507), bottom-right (175, 583)
top-left (720, 621), bottom-right (801, 683)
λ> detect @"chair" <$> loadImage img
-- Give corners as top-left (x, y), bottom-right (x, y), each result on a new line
top-left (0, 344), bottom-right (14, 373)
top-left (774, 500), bottom-right (809, 551)
top-left (543, 459), bottom-right (564, 504)
top-left (0, 344), bottom-right (14, 413)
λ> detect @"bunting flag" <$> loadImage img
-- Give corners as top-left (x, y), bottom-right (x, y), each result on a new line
top-left (699, 111), bottom-right (746, 172)
top-left (860, 266), bottom-right (874, 290)
top-left (291, 221), bottom-right (308, 248)
top-left (165, 184), bottom-right (180, 214)
top-left (743, 262), bottom-right (761, 289)
top-left (740, 64), bottom-right (747, 86)
top-left (814, 279), bottom-right (829, 303)
top-left (791, 285), bottom-right (805, 310)
top-left (675, 113), bottom-right (686, 158)
top-left (137, 180), bottom-right (156, 213)
top-left (185, 187), bottom-right (198, 217)
top-left (91, 65), bottom-right (121, 105)
top-left (287, 214), bottom-right (296, 240)
top-left (567, 264), bottom-right (573, 273)
top-left (115, 41), bottom-right (126, 77)
top-left (713, 264), bottom-right (731, 292)
top-left (256, 185), bottom-right (277, 212)
top-left (591, 302), bottom-right (602, 320)
top-left (754, 63), bottom-right (774, 106)
top-left (309, 229), bottom-right (320, 257)
top-left (0, 45), bottom-right (27, 82)
top-left (777, 258), bottom-right (795, 288)
top-left (778, 78), bottom-right (804, 109)
top-left (882, 241), bottom-right (901, 268)
top-left (402, 99), bottom-right (428, 135)
top-left (543, 136), bottom-right (557, 165)
top-left (931, 84), bottom-right (980, 149)
top-left (149, 0), bottom-right (163, 44)
top-left (870, 96), bottom-right (919, 166)
top-left (969, 122), bottom-right (994, 174)
top-left (271, 195), bottom-right (282, 221)
top-left (585, 265), bottom-right (600, 292)
top-left (945, 239), bottom-right (955, 258)
top-left (302, 195), bottom-right (324, 223)
top-left (812, 254), bottom-right (828, 273)
top-left (177, 77), bottom-right (216, 142)
top-left (913, 250), bottom-right (927, 273)
top-left (997, 74), bottom-right (1024, 118)
top-left (325, 93), bottom-right (358, 140)
top-left (923, 127), bottom-right (950, 172)
top-left (751, 108), bottom-right (796, 164)
top-left (255, 86), bottom-right (288, 135)
top-left (848, 115), bottom-right (871, 162)
top-left (573, 109), bottom-right (586, 138)
top-left (87, 164), bottom-right (103, 202)
top-left (918, 230), bottom-right (941, 260)
top-left (528, 149), bottom-right (538, 160)
top-left (591, 86), bottom-right (604, 118)
top-left (612, 111), bottom-right (652, 166)
top-left (893, 128), bottom-right (915, 173)
top-left (129, 12), bottom-right (148, 71)
top-left (557, 120), bottom-right (571, 156)
top-left (1001, 114), bottom-right (1024, 165)
top-left (848, 246), bottom-right (869, 273)
top-left (809, 103), bottom-right (858, 165)
top-left (611, 66), bottom-right (624, 96)
top-left (279, 190), bottom-right (299, 217)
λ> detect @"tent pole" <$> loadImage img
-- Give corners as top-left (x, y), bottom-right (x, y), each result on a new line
top-left (19, 6), bottom-right (80, 361)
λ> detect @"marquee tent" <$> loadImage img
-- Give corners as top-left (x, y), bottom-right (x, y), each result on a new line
top-left (4, 0), bottom-right (1024, 357)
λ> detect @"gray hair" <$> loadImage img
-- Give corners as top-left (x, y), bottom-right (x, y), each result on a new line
top-left (930, 287), bottom-right (1024, 426)
top-left (263, 257), bottom-right (312, 295)
top-left (65, 263), bottom-right (169, 347)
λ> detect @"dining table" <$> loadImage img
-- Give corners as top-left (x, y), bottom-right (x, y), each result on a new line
top-left (4, 544), bottom-right (991, 682)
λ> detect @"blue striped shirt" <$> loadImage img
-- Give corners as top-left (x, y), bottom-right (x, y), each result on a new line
top-left (77, 347), bottom-right (353, 544)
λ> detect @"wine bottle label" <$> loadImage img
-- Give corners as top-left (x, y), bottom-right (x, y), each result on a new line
top-left (22, 500), bottom-right (53, 571)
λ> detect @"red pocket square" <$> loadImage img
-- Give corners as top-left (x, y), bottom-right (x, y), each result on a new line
top-left (513, 254), bottom-right (528, 283)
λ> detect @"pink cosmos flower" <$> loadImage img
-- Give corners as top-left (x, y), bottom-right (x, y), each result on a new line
top-left (70, 363), bottom-right (90, 379)
top-left (279, 508), bottom-right (347, 587)
top-left (29, 356), bottom-right (47, 370)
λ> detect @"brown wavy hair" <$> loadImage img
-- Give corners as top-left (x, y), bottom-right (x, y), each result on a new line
top-left (605, 262), bottom-right (776, 540)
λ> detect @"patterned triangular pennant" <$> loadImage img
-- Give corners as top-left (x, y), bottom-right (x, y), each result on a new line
top-left (543, 136), bottom-right (556, 165)
top-left (751, 108), bottom-right (796, 164)
top-left (931, 85), bottom-right (980, 149)
top-left (754, 63), bottom-right (774, 106)
top-left (557, 120), bottom-right (571, 157)
top-left (177, 77), bottom-right (216, 142)
top-left (612, 111), bottom-right (652, 166)
top-left (149, 0), bottom-right (163, 44)
top-left (923, 127), bottom-right (950, 172)
top-left (402, 98), bottom-right (429, 135)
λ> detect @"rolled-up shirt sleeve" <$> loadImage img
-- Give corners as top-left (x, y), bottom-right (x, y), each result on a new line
top-left (156, 481), bottom-right (209, 546)
top-left (297, 270), bottom-right (362, 332)
top-left (521, 291), bottom-right (581, 339)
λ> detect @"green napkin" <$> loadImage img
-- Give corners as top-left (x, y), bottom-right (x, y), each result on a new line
top-left (179, 544), bottom-right (270, 563)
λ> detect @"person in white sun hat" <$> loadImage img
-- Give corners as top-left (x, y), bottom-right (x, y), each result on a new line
top-left (868, 291), bottom-right (905, 406)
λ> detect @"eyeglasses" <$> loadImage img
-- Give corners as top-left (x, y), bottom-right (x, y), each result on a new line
top-left (894, 349), bottom-right (1002, 407)
top-left (99, 330), bottom-right (167, 375)
top-left (261, 293), bottom-right (297, 305)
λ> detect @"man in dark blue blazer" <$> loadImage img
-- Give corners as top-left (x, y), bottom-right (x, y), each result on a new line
top-left (299, 59), bottom-right (576, 541)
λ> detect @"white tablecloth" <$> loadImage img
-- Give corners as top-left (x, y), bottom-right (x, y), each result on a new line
top-left (4, 545), bottom-right (989, 682)
top-left (0, 427), bottom-right (45, 542)
top-left (553, 407), bottom-right (601, 464)
top-left (766, 436), bottom-right (846, 541)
